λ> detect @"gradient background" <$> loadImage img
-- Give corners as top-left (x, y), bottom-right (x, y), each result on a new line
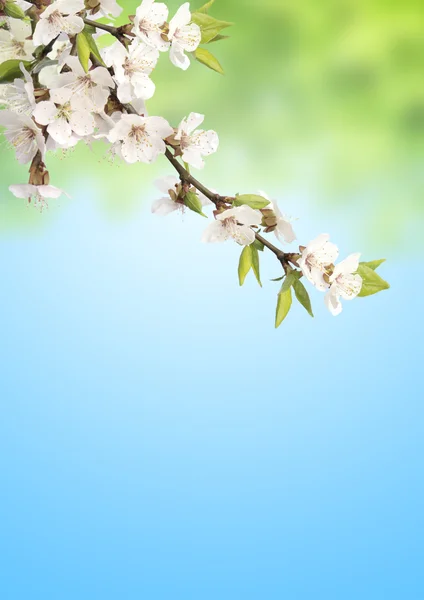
top-left (0, 0), bottom-right (423, 598)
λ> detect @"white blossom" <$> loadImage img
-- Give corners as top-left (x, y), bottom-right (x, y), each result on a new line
top-left (0, 111), bottom-right (45, 164)
top-left (9, 184), bottom-right (68, 210)
top-left (168, 2), bottom-right (201, 70)
top-left (33, 0), bottom-right (85, 47)
top-left (325, 253), bottom-right (362, 316)
top-left (0, 18), bottom-right (35, 62)
top-left (133, 0), bottom-right (169, 51)
top-left (202, 205), bottom-right (262, 246)
top-left (0, 63), bottom-right (36, 115)
top-left (298, 234), bottom-right (339, 291)
top-left (102, 40), bottom-right (159, 103)
top-left (47, 56), bottom-right (115, 113)
top-left (33, 88), bottom-right (95, 146)
top-left (151, 175), bottom-right (211, 215)
top-left (152, 176), bottom-right (183, 215)
top-left (175, 112), bottom-right (219, 169)
top-left (258, 190), bottom-right (296, 244)
top-left (107, 113), bottom-right (173, 164)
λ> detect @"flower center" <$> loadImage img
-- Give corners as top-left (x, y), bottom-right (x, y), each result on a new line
top-left (129, 124), bottom-right (147, 143)
top-left (11, 40), bottom-right (26, 56)
top-left (138, 18), bottom-right (157, 35)
top-left (222, 216), bottom-right (243, 242)
top-left (179, 133), bottom-right (191, 150)
top-left (306, 253), bottom-right (326, 272)
top-left (335, 274), bottom-right (359, 298)
top-left (57, 102), bottom-right (72, 121)
top-left (11, 126), bottom-right (36, 152)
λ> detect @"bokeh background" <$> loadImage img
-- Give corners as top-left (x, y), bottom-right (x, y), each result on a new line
top-left (0, 0), bottom-right (423, 598)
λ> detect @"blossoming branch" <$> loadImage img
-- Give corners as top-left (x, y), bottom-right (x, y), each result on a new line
top-left (0, 0), bottom-right (389, 326)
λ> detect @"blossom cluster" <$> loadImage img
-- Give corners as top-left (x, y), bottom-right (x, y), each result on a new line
top-left (0, 0), bottom-right (388, 326)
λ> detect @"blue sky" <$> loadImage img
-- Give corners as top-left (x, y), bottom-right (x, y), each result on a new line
top-left (0, 184), bottom-right (422, 599)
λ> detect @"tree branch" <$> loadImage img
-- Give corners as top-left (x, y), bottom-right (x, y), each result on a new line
top-left (116, 85), bottom-right (292, 270)
top-left (83, 18), bottom-right (120, 36)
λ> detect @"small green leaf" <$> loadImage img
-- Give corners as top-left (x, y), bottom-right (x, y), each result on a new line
top-left (194, 47), bottom-right (224, 75)
top-left (238, 245), bottom-right (252, 286)
top-left (233, 194), bottom-right (270, 210)
top-left (293, 279), bottom-right (314, 317)
top-left (4, 1), bottom-right (26, 19)
top-left (184, 191), bottom-right (207, 217)
top-left (191, 12), bottom-right (233, 44)
top-left (76, 32), bottom-right (91, 73)
top-left (357, 264), bottom-right (390, 297)
top-left (271, 275), bottom-right (285, 282)
top-left (280, 272), bottom-right (297, 293)
top-left (360, 258), bottom-right (386, 271)
top-left (83, 28), bottom-right (107, 67)
top-left (252, 239), bottom-right (264, 252)
top-left (275, 287), bottom-right (292, 328)
top-left (251, 246), bottom-right (262, 287)
top-left (197, 0), bottom-right (215, 13)
top-left (0, 59), bottom-right (34, 83)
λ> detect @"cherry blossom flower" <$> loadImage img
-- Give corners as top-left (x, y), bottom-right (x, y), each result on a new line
top-left (258, 190), bottom-right (296, 244)
top-left (46, 56), bottom-right (115, 113)
top-left (151, 175), bottom-right (212, 215)
top-left (33, 88), bottom-right (95, 146)
top-left (9, 184), bottom-right (68, 210)
top-left (298, 234), bottom-right (339, 291)
top-left (0, 63), bottom-right (36, 115)
top-left (33, 0), bottom-right (85, 47)
top-left (102, 40), bottom-right (159, 103)
top-left (325, 253), bottom-right (363, 316)
top-left (152, 176), bottom-right (184, 215)
top-left (133, 0), bottom-right (169, 51)
top-left (175, 112), bottom-right (219, 169)
top-left (168, 2), bottom-right (201, 70)
top-left (202, 205), bottom-right (262, 245)
top-left (0, 18), bottom-right (35, 62)
top-left (107, 113), bottom-right (173, 164)
top-left (0, 111), bottom-right (45, 164)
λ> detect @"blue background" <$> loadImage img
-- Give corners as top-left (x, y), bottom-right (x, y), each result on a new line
top-left (0, 182), bottom-right (421, 599)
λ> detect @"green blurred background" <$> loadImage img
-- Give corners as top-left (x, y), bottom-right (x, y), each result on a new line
top-left (1, 0), bottom-right (423, 249)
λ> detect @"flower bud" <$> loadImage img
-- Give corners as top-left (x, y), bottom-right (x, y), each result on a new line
top-left (85, 0), bottom-right (100, 13)
top-left (4, 0), bottom-right (26, 19)
top-left (29, 153), bottom-right (49, 186)
top-left (261, 208), bottom-right (277, 230)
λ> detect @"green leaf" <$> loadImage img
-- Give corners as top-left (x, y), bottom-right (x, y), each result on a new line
top-left (76, 32), bottom-right (91, 73)
top-left (4, 1), bottom-right (26, 19)
top-left (271, 275), bottom-right (285, 282)
top-left (233, 194), bottom-right (270, 210)
top-left (0, 59), bottom-right (34, 83)
top-left (252, 239), bottom-right (264, 252)
top-left (194, 47), bottom-right (224, 75)
top-left (280, 272), bottom-right (297, 293)
top-left (275, 287), bottom-right (292, 328)
top-left (191, 12), bottom-right (233, 44)
top-left (293, 278), bottom-right (314, 317)
top-left (83, 28), bottom-right (107, 67)
top-left (184, 191), bottom-right (207, 217)
top-left (360, 258), bottom-right (386, 271)
top-left (251, 246), bottom-right (262, 287)
top-left (238, 245), bottom-right (252, 286)
top-left (197, 0), bottom-right (215, 13)
top-left (357, 264), bottom-right (390, 297)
